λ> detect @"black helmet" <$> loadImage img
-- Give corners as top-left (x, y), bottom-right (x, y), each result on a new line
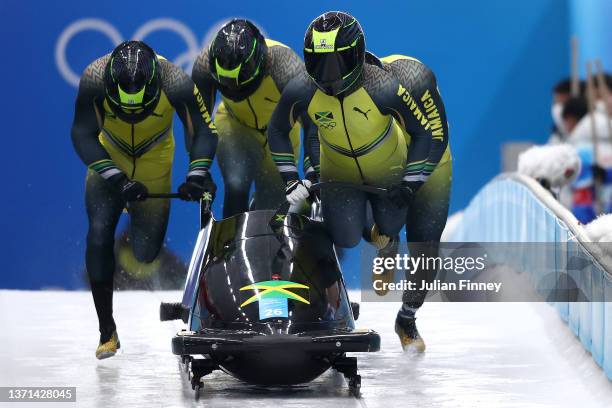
top-left (209, 19), bottom-right (267, 97)
top-left (104, 41), bottom-right (161, 124)
top-left (304, 11), bottom-right (365, 96)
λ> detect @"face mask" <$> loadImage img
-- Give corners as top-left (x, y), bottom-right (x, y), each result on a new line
top-left (596, 99), bottom-right (607, 114)
top-left (551, 103), bottom-right (566, 135)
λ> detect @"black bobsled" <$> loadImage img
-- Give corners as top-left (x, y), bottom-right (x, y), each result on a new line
top-left (158, 183), bottom-right (381, 398)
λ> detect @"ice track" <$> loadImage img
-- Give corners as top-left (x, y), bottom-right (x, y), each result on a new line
top-left (1, 290), bottom-right (611, 407)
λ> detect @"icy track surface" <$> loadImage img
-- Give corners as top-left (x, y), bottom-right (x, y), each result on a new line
top-left (1, 290), bottom-right (611, 408)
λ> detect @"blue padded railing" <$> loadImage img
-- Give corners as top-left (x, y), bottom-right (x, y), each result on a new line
top-left (448, 174), bottom-right (612, 380)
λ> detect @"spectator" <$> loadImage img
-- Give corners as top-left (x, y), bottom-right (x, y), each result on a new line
top-left (561, 96), bottom-right (588, 134)
top-left (549, 78), bottom-right (585, 143)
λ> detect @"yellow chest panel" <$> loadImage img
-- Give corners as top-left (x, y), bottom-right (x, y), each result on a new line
top-left (100, 91), bottom-right (174, 157)
top-left (308, 88), bottom-right (393, 156)
top-left (220, 75), bottom-right (280, 130)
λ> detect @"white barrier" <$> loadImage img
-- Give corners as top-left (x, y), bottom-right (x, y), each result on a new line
top-left (448, 173), bottom-right (612, 380)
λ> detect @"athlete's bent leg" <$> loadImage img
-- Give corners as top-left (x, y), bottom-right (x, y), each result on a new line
top-left (369, 194), bottom-right (408, 237)
top-left (85, 172), bottom-right (125, 344)
top-left (321, 185), bottom-right (367, 248)
top-left (367, 195), bottom-right (407, 294)
top-left (128, 197), bottom-right (171, 263)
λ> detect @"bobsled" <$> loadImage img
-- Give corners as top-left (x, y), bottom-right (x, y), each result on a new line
top-left (159, 184), bottom-right (380, 398)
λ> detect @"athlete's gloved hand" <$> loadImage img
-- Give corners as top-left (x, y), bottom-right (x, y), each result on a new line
top-left (305, 170), bottom-right (320, 184)
top-left (178, 174), bottom-right (217, 201)
top-left (110, 174), bottom-right (148, 202)
top-left (387, 181), bottom-right (417, 208)
top-left (304, 171), bottom-right (320, 200)
top-left (285, 179), bottom-right (312, 205)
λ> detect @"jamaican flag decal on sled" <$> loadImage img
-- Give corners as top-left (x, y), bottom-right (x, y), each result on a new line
top-left (240, 280), bottom-right (310, 320)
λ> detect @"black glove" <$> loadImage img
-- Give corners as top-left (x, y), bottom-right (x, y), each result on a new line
top-left (305, 169), bottom-right (320, 184)
top-left (110, 174), bottom-right (148, 202)
top-left (178, 174), bottom-right (216, 201)
top-left (387, 181), bottom-right (417, 208)
top-left (592, 164), bottom-right (607, 184)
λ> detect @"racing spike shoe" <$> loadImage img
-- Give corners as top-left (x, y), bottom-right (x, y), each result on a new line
top-left (372, 234), bottom-right (399, 296)
top-left (369, 224), bottom-right (390, 250)
top-left (96, 331), bottom-right (120, 360)
top-left (395, 315), bottom-right (425, 353)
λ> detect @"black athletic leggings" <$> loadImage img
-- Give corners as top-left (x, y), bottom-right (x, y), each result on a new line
top-left (401, 160), bottom-right (452, 314)
top-left (320, 185), bottom-right (407, 248)
top-left (85, 172), bottom-right (170, 342)
top-left (321, 160), bottom-right (452, 318)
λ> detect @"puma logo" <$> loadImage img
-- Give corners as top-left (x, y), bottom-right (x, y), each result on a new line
top-left (353, 106), bottom-right (371, 120)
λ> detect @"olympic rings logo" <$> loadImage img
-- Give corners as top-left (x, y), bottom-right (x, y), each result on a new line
top-left (55, 17), bottom-right (245, 87)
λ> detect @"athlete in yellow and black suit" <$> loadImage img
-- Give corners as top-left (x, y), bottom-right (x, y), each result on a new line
top-left (378, 53), bottom-right (451, 351)
top-left (71, 41), bottom-right (218, 359)
top-left (192, 19), bottom-right (318, 218)
top-left (268, 12), bottom-right (451, 352)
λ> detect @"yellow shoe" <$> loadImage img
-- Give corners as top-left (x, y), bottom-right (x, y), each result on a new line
top-left (395, 318), bottom-right (426, 353)
top-left (96, 331), bottom-right (120, 360)
top-left (370, 224), bottom-right (390, 250)
top-left (371, 228), bottom-right (398, 296)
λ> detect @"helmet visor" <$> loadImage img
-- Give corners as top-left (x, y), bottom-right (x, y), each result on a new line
top-left (215, 72), bottom-right (241, 91)
top-left (213, 55), bottom-right (262, 92)
top-left (305, 48), bottom-right (360, 95)
top-left (106, 84), bottom-right (159, 124)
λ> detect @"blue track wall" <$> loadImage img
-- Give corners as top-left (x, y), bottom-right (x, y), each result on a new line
top-left (570, 0), bottom-right (612, 73)
top-left (1, 0), bottom-right (569, 288)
